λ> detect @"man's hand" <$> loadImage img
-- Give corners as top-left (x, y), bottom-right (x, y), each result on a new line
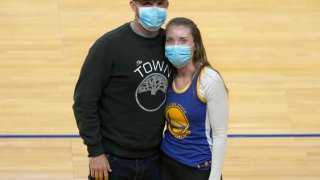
top-left (89, 154), bottom-right (112, 180)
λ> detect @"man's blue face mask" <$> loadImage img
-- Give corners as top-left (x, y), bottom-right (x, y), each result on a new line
top-left (136, 4), bottom-right (168, 31)
top-left (165, 44), bottom-right (195, 68)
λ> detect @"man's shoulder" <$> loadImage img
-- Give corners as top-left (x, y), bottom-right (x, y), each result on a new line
top-left (97, 23), bottom-right (131, 44)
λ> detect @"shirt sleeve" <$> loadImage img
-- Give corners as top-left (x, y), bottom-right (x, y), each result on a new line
top-left (199, 67), bottom-right (229, 180)
top-left (72, 40), bottom-right (113, 157)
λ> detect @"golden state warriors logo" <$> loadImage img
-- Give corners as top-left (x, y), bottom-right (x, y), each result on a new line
top-left (165, 103), bottom-right (190, 139)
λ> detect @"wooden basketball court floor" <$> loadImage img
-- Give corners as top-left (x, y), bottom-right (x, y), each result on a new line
top-left (0, 0), bottom-right (319, 179)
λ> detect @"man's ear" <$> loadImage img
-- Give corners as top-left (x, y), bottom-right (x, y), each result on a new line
top-left (130, 1), bottom-right (137, 13)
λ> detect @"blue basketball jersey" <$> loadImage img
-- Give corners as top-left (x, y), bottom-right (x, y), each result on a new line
top-left (161, 65), bottom-right (212, 170)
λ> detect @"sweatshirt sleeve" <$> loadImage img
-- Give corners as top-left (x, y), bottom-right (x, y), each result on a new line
top-left (199, 67), bottom-right (229, 180)
top-left (72, 40), bottom-right (112, 157)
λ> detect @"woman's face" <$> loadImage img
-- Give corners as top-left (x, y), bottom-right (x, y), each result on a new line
top-left (165, 25), bottom-right (195, 49)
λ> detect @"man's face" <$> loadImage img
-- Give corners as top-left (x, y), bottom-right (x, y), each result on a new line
top-left (134, 0), bottom-right (168, 8)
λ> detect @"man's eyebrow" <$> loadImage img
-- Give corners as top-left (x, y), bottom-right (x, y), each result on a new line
top-left (137, 0), bottom-right (166, 3)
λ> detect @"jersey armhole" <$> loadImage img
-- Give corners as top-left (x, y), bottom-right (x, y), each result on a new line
top-left (197, 66), bottom-right (208, 103)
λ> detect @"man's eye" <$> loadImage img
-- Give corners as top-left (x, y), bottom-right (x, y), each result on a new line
top-left (142, 2), bottom-right (152, 6)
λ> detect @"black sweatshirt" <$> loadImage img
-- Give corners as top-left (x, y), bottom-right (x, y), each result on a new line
top-left (73, 23), bottom-right (172, 158)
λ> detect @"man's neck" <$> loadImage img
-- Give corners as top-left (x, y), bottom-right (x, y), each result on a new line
top-left (130, 20), bottom-right (159, 38)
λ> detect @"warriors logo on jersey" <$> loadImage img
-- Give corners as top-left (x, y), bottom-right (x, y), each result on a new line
top-left (165, 103), bottom-right (191, 139)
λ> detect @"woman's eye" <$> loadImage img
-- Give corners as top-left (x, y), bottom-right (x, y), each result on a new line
top-left (166, 39), bottom-right (173, 43)
top-left (181, 39), bottom-right (188, 44)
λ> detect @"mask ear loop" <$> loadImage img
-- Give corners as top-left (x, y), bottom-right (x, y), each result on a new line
top-left (190, 43), bottom-right (196, 59)
top-left (193, 44), bottom-right (197, 52)
top-left (190, 43), bottom-right (196, 51)
top-left (132, 1), bottom-right (140, 20)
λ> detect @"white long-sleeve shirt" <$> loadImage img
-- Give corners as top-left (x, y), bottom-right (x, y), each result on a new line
top-left (199, 67), bottom-right (228, 180)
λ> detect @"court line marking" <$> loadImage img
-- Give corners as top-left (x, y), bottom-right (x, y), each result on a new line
top-left (0, 134), bottom-right (319, 138)
top-left (228, 134), bottom-right (320, 138)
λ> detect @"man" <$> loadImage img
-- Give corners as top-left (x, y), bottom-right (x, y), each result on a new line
top-left (73, 0), bottom-right (171, 179)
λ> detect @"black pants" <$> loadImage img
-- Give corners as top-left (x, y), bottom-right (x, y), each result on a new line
top-left (88, 153), bottom-right (161, 180)
top-left (160, 152), bottom-right (222, 180)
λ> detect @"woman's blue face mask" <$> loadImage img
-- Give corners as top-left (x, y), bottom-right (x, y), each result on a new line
top-left (165, 44), bottom-right (195, 68)
top-left (137, 5), bottom-right (168, 31)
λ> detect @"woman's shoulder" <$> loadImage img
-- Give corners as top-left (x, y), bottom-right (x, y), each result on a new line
top-left (200, 66), bottom-right (224, 84)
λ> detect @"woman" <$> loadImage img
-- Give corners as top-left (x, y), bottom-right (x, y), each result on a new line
top-left (161, 17), bottom-right (228, 180)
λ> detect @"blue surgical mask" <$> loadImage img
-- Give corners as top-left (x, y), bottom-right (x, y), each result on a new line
top-left (138, 6), bottom-right (167, 31)
top-left (165, 44), bottom-right (195, 68)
